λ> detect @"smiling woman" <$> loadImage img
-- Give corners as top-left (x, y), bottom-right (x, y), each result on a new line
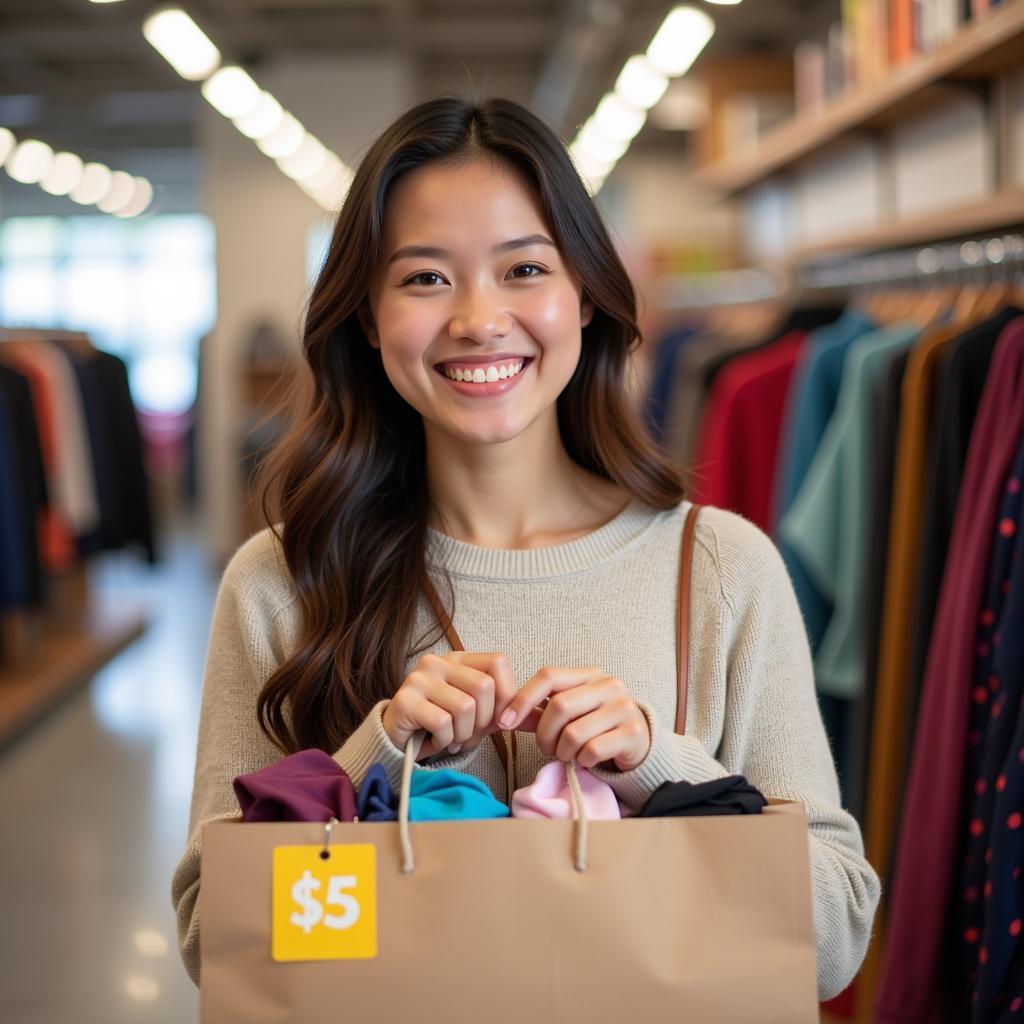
top-left (172, 95), bottom-right (879, 1001)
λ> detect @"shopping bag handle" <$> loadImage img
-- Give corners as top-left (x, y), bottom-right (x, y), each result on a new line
top-left (398, 733), bottom-right (590, 874)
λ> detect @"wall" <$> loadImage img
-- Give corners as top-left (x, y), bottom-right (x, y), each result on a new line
top-left (200, 54), bottom-right (413, 563)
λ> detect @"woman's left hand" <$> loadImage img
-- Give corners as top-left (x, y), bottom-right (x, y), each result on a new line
top-left (497, 667), bottom-right (651, 771)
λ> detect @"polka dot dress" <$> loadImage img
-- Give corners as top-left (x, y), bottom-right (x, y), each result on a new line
top-left (956, 437), bottom-right (1024, 1022)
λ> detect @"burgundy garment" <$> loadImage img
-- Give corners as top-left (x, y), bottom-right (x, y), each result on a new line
top-left (233, 749), bottom-right (358, 823)
top-left (692, 331), bottom-right (807, 533)
top-left (874, 318), bottom-right (1024, 1024)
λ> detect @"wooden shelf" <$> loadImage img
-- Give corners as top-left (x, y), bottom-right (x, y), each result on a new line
top-left (0, 605), bottom-right (147, 748)
top-left (788, 189), bottom-right (1024, 262)
top-left (695, 2), bottom-right (1024, 195)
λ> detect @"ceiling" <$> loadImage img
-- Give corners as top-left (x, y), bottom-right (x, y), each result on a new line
top-left (0, 0), bottom-right (838, 214)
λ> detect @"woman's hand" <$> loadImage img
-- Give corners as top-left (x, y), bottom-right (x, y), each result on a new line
top-left (381, 652), bottom-right (516, 760)
top-left (497, 667), bottom-right (651, 771)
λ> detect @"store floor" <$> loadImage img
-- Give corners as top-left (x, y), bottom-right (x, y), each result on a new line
top-left (0, 527), bottom-right (215, 1023)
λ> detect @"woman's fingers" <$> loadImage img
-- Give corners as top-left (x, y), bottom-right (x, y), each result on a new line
top-left (533, 679), bottom-right (625, 756)
top-left (498, 666), bottom-right (606, 729)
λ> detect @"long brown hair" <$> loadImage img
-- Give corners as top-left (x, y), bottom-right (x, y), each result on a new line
top-left (256, 96), bottom-right (685, 755)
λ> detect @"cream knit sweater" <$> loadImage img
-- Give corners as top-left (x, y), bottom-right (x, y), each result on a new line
top-left (171, 499), bottom-right (880, 999)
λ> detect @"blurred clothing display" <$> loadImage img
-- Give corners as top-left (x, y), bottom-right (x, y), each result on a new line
top-left (0, 331), bottom-right (155, 615)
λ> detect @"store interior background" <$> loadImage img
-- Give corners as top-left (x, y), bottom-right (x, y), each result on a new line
top-left (2, 0), bottom-right (1023, 1020)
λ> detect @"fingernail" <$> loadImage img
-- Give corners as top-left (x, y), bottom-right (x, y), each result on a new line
top-left (498, 709), bottom-right (516, 729)
top-left (448, 743), bottom-right (462, 754)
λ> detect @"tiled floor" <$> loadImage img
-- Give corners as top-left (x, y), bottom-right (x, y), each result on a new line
top-left (0, 529), bottom-right (216, 1023)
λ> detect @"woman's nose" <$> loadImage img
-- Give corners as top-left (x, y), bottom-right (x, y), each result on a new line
top-left (447, 291), bottom-right (513, 343)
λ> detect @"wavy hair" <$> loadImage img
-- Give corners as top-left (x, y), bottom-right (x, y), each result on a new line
top-left (256, 96), bottom-right (685, 754)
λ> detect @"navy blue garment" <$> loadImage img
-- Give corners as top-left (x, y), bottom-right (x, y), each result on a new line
top-left (971, 434), bottom-right (1024, 1023)
top-left (0, 364), bottom-right (46, 607)
top-left (954, 435), bottom-right (1024, 1022)
top-left (644, 327), bottom-right (695, 442)
top-left (356, 763), bottom-right (397, 822)
top-left (0, 386), bottom-right (30, 608)
top-left (636, 774), bottom-right (767, 817)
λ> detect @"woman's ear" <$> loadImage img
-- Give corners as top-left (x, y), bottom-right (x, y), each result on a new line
top-left (580, 297), bottom-right (595, 328)
top-left (357, 301), bottom-right (380, 349)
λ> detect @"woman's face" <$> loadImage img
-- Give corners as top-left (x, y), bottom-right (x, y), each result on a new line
top-left (362, 155), bottom-right (593, 448)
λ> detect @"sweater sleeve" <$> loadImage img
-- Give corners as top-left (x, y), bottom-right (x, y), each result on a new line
top-left (593, 509), bottom-right (880, 1001)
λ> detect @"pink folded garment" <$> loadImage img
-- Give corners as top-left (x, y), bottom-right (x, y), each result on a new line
top-left (511, 761), bottom-right (623, 820)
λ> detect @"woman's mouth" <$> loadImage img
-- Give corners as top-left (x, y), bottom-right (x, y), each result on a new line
top-left (433, 357), bottom-right (534, 396)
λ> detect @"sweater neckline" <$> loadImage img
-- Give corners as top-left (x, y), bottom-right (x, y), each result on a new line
top-left (425, 498), bottom-right (677, 580)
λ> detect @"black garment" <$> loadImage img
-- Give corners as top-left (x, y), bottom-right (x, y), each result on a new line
top-left (0, 363), bottom-right (46, 606)
top-left (92, 352), bottom-right (156, 562)
top-left (904, 307), bottom-right (1024, 782)
top-left (636, 775), bottom-right (767, 817)
top-left (849, 347), bottom-right (910, 826)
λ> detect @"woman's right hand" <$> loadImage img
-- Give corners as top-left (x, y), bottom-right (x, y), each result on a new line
top-left (381, 652), bottom-right (517, 760)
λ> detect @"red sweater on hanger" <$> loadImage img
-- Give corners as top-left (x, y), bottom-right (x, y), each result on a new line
top-left (874, 317), bottom-right (1024, 1024)
top-left (691, 330), bottom-right (807, 533)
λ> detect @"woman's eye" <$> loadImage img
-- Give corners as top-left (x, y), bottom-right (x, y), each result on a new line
top-left (508, 263), bottom-right (547, 279)
top-left (404, 271), bottom-right (446, 287)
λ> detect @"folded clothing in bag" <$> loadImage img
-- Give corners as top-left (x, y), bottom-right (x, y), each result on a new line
top-left (637, 774), bottom-right (767, 817)
top-left (233, 749), bottom-right (358, 823)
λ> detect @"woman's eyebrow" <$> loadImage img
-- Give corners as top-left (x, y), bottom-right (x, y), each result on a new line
top-left (386, 234), bottom-right (556, 266)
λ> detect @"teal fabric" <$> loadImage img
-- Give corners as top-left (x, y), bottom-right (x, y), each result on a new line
top-left (408, 768), bottom-right (510, 821)
top-left (780, 323), bottom-right (919, 699)
top-left (773, 310), bottom-right (877, 654)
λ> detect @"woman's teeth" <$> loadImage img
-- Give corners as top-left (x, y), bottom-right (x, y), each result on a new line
top-left (443, 359), bottom-right (525, 383)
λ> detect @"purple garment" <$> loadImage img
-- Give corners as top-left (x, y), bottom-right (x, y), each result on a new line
top-left (233, 749), bottom-right (358, 823)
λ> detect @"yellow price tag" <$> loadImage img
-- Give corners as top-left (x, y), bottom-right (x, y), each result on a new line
top-left (272, 843), bottom-right (378, 962)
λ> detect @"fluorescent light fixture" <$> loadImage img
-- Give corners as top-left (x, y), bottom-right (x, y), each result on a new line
top-left (577, 118), bottom-right (629, 163)
top-left (143, 9), bottom-right (220, 81)
top-left (256, 112), bottom-right (305, 158)
top-left (6, 138), bottom-right (54, 184)
top-left (0, 127), bottom-right (14, 166)
top-left (69, 162), bottom-right (113, 205)
top-left (40, 151), bottom-right (84, 195)
top-left (233, 91), bottom-right (284, 139)
top-left (704, 0), bottom-right (741, 4)
top-left (115, 178), bottom-right (155, 218)
top-left (593, 93), bottom-right (646, 143)
top-left (97, 170), bottom-right (137, 213)
top-left (568, 142), bottom-right (616, 181)
top-left (302, 152), bottom-right (343, 189)
top-left (646, 5), bottom-right (715, 77)
top-left (202, 66), bottom-right (262, 119)
top-left (277, 135), bottom-right (329, 181)
top-left (615, 56), bottom-right (669, 110)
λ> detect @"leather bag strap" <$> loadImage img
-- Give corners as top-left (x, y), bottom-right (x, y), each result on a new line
top-left (675, 503), bottom-right (702, 735)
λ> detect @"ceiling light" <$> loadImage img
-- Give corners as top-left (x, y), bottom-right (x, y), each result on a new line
top-left (40, 151), bottom-right (84, 196)
top-left (97, 170), bottom-right (137, 213)
top-left (646, 5), bottom-right (715, 77)
top-left (704, 0), bottom-right (741, 4)
top-left (69, 162), bottom-right (113, 205)
top-left (256, 112), bottom-right (304, 158)
top-left (615, 56), bottom-right (669, 110)
top-left (0, 127), bottom-right (14, 166)
top-left (143, 9), bottom-right (221, 81)
top-left (301, 152), bottom-right (343, 189)
top-left (568, 143), bottom-right (616, 182)
top-left (202, 66), bottom-right (261, 119)
top-left (576, 118), bottom-right (629, 163)
top-left (593, 93), bottom-right (646, 143)
top-left (277, 135), bottom-right (329, 181)
top-left (114, 178), bottom-right (155, 218)
top-left (6, 139), bottom-right (54, 184)
top-left (233, 91), bottom-right (284, 140)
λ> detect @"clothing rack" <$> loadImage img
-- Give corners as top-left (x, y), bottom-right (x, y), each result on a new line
top-left (655, 231), bottom-right (1024, 311)
top-left (0, 327), bottom-right (149, 747)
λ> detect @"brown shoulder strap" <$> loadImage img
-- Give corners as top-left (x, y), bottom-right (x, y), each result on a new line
top-left (675, 503), bottom-right (702, 735)
top-left (420, 573), bottom-right (516, 795)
